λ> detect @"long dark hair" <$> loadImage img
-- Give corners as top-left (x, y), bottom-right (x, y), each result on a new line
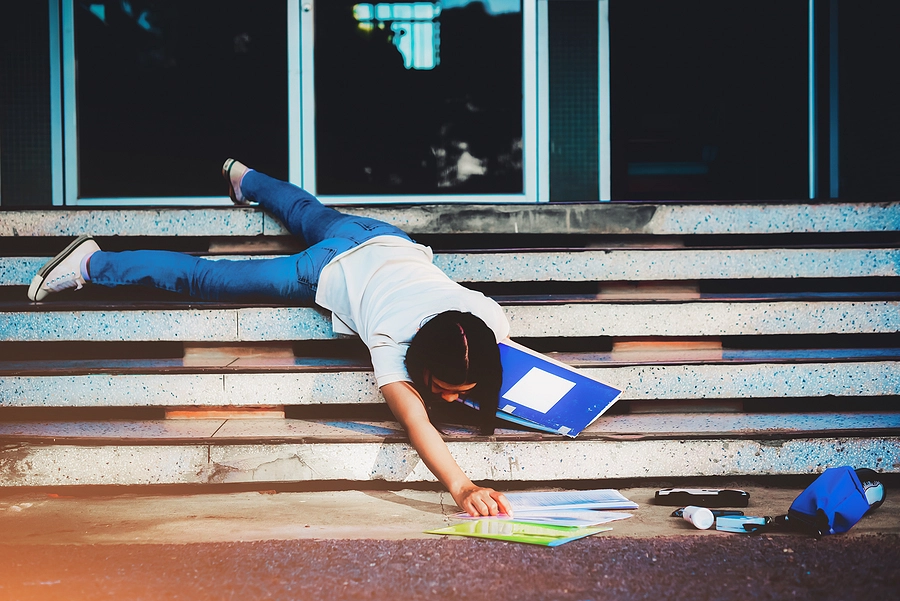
top-left (405, 311), bottom-right (502, 435)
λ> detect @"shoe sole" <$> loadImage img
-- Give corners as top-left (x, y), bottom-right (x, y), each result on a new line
top-left (222, 158), bottom-right (251, 205)
top-left (27, 234), bottom-right (93, 301)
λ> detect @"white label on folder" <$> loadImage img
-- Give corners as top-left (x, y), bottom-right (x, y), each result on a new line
top-left (501, 367), bottom-right (576, 413)
top-left (501, 404), bottom-right (517, 413)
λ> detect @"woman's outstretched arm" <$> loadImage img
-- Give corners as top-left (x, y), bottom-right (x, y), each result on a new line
top-left (380, 381), bottom-right (513, 517)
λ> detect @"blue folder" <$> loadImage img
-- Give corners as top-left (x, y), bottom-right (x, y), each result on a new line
top-left (495, 341), bottom-right (623, 437)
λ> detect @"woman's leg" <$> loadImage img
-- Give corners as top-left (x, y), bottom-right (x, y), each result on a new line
top-left (240, 170), bottom-right (344, 246)
top-left (234, 165), bottom-right (410, 247)
top-left (87, 249), bottom-right (325, 303)
top-left (84, 167), bottom-right (411, 302)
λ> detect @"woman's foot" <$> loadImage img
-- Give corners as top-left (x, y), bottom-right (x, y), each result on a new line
top-left (222, 158), bottom-right (252, 205)
top-left (28, 235), bottom-right (100, 301)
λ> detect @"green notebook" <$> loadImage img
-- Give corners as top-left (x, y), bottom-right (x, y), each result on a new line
top-left (426, 519), bottom-right (612, 547)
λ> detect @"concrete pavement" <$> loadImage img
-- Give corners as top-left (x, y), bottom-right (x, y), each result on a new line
top-left (1, 481), bottom-right (896, 545)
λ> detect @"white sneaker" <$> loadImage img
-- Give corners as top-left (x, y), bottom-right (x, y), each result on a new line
top-left (27, 235), bottom-right (101, 301)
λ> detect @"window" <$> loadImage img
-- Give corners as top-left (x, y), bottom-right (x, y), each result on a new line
top-left (608, 0), bottom-right (808, 201)
top-left (70, 0), bottom-right (288, 202)
top-left (308, 0), bottom-right (527, 198)
top-left (833, 2), bottom-right (900, 200)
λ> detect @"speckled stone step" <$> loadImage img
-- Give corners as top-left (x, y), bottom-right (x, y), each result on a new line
top-left (4, 202), bottom-right (898, 237)
top-left (4, 247), bottom-right (899, 287)
top-left (2, 202), bottom-right (897, 489)
top-left (0, 413), bottom-right (897, 486)
top-left (1, 354), bottom-right (897, 408)
top-left (2, 299), bottom-right (898, 342)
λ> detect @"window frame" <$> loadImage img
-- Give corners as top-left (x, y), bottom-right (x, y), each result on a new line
top-left (297, 0), bottom-right (546, 204)
top-left (54, 0), bottom-right (549, 206)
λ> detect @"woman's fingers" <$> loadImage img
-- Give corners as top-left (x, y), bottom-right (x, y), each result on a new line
top-left (460, 486), bottom-right (512, 516)
top-left (492, 491), bottom-right (513, 516)
top-left (472, 497), bottom-right (491, 516)
top-left (472, 491), bottom-right (501, 516)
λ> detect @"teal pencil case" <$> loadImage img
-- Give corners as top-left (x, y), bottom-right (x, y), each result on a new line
top-left (715, 516), bottom-right (768, 533)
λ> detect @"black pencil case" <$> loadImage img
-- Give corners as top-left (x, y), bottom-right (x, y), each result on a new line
top-left (654, 488), bottom-right (750, 507)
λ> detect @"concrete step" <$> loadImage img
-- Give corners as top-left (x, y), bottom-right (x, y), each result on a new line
top-left (3, 298), bottom-right (898, 342)
top-left (2, 202), bottom-right (896, 489)
top-left (1, 351), bottom-right (897, 408)
top-left (3, 247), bottom-right (899, 287)
top-left (4, 202), bottom-right (898, 236)
top-left (1, 413), bottom-right (897, 486)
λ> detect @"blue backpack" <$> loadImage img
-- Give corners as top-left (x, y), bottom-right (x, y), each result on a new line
top-left (749, 466), bottom-right (884, 537)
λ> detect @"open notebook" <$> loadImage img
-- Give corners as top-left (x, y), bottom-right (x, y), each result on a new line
top-left (495, 340), bottom-right (623, 437)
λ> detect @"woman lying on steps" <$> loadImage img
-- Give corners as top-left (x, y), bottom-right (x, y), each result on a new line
top-left (28, 159), bottom-right (513, 517)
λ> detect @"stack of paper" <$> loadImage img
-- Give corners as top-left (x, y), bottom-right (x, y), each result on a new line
top-left (452, 509), bottom-right (633, 528)
top-left (427, 489), bottom-right (638, 547)
top-left (501, 489), bottom-right (639, 511)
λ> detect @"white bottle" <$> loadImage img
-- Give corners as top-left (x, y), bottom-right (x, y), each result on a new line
top-left (683, 505), bottom-right (715, 530)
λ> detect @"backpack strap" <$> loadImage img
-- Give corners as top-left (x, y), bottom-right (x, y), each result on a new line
top-left (745, 515), bottom-right (785, 535)
top-left (745, 513), bottom-right (826, 538)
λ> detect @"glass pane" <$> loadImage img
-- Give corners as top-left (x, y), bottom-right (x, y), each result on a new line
top-left (75, 1), bottom-right (288, 198)
top-left (313, 1), bottom-right (523, 196)
top-left (837, 2), bottom-right (900, 200)
top-left (609, 0), bottom-right (808, 201)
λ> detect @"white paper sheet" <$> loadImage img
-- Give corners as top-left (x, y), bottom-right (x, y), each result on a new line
top-left (453, 509), bottom-right (633, 527)
top-left (501, 367), bottom-right (576, 413)
top-left (502, 489), bottom-right (639, 511)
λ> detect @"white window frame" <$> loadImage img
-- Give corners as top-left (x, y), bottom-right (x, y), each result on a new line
top-left (58, 0), bottom-right (235, 206)
top-left (598, 0), bottom-right (611, 201)
top-left (49, 0), bottom-right (64, 206)
top-left (296, 0), bottom-right (547, 204)
top-left (54, 0), bottom-right (549, 206)
top-left (809, 0), bottom-right (816, 200)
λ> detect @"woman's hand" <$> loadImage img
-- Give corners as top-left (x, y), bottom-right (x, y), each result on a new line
top-left (381, 382), bottom-right (514, 518)
top-left (453, 484), bottom-right (513, 517)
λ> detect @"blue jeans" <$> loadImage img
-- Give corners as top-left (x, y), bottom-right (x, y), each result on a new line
top-left (88, 170), bottom-right (411, 303)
